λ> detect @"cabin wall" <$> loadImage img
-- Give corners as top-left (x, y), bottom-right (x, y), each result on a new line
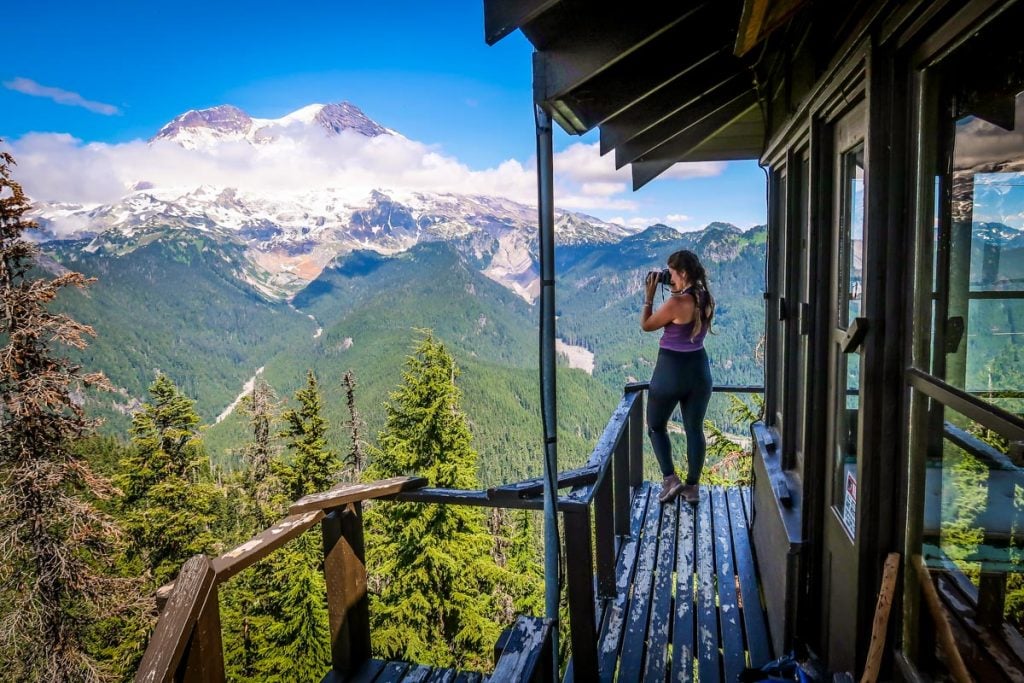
top-left (749, 1), bottom-right (1024, 678)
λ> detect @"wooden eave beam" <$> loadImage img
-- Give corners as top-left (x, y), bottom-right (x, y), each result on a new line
top-left (614, 74), bottom-right (754, 169)
top-left (599, 50), bottom-right (737, 154)
top-left (553, 10), bottom-right (735, 132)
top-left (485, 0), bottom-right (562, 46)
top-left (735, 0), bottom-right (811, 56)
top-left (631, 93), bottom-right (759, 189)
top-left (536, 1), bottom-right (712, 111)
top-left (735, 0), bottom-right (771, 56)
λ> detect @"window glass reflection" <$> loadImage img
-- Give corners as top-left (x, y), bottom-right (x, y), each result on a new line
top-left (840, 146), bottom-right (865, 328)
top-left (920, 405), bottom-right (1024, 632)
top-left (937, 91), bottom-right (1024, 405)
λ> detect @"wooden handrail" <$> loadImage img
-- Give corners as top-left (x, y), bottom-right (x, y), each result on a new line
top-left (487, 463), bottom-right (601, 499)
top-left (136, 555), bottom-right (216, 683)
top-left (627, 381), bottom-right (766, 394)
top-left (289, 475), bottom-right (428, 514)
top-left (213, 510), bottom-right (325, 582)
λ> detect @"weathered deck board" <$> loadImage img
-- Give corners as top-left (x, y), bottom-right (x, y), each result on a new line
top-left (425, 669), bottom-right (458, 683)
top-left (401, 664), bottom-right (433, 683)
top-left (344, 658), bottom-right (386, 682)
top-left (596, 482), bottom-right (652, 679)
top-left (712, 486), bottom-right (746, 682)
top-left (377, 661), bottom-right (412, 682)
top-left (727, 486), bottom-right (771, 667)
top-left (695, 486), bottom-right (722, 683)
top-left (642, 498), bottom-right (677, 681)
top-left (617, 487), bottom-right (664, 677)
top-left (671, 496), bottom-right (697, 682)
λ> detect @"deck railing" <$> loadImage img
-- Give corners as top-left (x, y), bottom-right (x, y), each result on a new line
top-left (135, 383), bottom-right (761, 682)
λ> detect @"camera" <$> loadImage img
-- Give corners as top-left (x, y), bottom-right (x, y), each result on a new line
top-left (647, 269), bottom-right (672, 285)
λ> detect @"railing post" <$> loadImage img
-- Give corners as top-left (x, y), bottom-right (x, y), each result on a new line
top-left (613, 425), bottom-right (630, 537)
top-left (323, 502), bottom-right (371, 676)
top-left (629, 389), bottom-right (645, 490)
top-left (593, 470), bottom-right (616, 599)
top-left (180, 585), bottom-right (225, 683)
top-left (563, 507), bottom-right (599, 680)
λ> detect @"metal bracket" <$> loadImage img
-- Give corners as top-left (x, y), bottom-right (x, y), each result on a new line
top-left (842, 317), bottom-right (869, 353)
top-left (944, 316), bottom-right (965, 354)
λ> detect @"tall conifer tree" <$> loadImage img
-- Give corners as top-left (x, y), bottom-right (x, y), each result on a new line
top-left (365, 333), bottom-right (503, 670)
top-left (279, 369), bottom-right (338, 498)
top-left (253, 370), bottom-right (336, 681)
top-left (221, 377), bottom-right (284, 681)
top-left (117, 373), bottom-right (219, 585)
top-left (0, 147), bottom-right (132, 681)
top-left (239, 376), bottom-right (282, 529)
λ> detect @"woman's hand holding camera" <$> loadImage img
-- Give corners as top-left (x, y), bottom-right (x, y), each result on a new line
top-left (644, 272), bottom-right (659, 304)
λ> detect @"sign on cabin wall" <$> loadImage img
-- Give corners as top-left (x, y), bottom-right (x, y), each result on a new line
top-left (842, 472), bottom-right (857, 538)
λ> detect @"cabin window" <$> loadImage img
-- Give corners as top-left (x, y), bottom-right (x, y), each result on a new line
top-left (832, 144), bottom-right (865, 520)
top-left (906, 16), bottom-right (1024, 675)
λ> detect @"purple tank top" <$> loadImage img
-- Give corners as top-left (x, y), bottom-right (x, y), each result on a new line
top-left (660, 288), bottom-right (708, 352)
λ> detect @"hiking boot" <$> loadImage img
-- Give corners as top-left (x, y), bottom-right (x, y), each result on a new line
top-left (658, 474), bottom-right (684, 503)
top-left (681, 484), bottom-right (700, 505)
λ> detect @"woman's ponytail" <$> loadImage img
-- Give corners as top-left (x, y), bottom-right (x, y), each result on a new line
top-left (667, 250), bottom-right (715, 341)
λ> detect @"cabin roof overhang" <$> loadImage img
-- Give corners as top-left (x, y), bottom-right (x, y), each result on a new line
top-left (484, 1), bottom-right (805, 188)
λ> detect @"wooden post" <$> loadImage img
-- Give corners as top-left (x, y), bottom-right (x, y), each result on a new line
top-left (976, 571), bottom-right (1007, 627)
top-left (563, 507), bottom-right (599, 680)
top-left (322, 503), bottom-right (371, 677)
top-left (593, 470), bottom-right (616, 599)
top-left (180, 583), bottom-right (225, 683)
top-left (135, 555), bottom-right (216, 683)
top-left (628, 391), bottom-right (644, 490)
top-left (911, 555), bottom-right (971, 683)
top-left (613, 430), bottom-right (630, 537)
top-left (860, 553), bottom-right (900, 683)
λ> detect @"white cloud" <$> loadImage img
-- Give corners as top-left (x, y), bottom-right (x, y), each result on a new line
top-left (3, 77), bottom-right (121, 116)
top-left (606, 213), bottom-right (702, 232)
top-left (2, 121), bottom-right (727, 225)
top-left (553, 142), bottom-right (726, 184)
top-left (579, 181), bottom-right (627, 197)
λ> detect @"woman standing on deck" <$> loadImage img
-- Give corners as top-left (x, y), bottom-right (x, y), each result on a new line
top-left (640, 249), bottom-right (715, 504)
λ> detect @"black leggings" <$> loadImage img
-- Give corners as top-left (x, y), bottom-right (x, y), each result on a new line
top-left (647, 347), bottom-right (712, 483)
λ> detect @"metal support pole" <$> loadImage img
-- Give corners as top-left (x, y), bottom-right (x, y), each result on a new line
top-left (534, 81), bottom-right (560, 675)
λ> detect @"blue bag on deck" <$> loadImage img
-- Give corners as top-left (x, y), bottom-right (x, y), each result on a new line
top-left (738, 652), bottom-right (818, 683)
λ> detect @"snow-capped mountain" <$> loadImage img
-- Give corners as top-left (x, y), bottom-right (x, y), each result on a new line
top-left (33, 184), bottom-right (628, 301)
top-left (31, 101), bottom-right (632, 301)
top-left (150, 102), bottom-right (391, 149)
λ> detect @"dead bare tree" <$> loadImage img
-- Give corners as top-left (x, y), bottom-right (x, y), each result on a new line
top-left (0, 147), bottom-right (134, 681)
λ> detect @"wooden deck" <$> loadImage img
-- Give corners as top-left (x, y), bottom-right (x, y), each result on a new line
top-left (333, 659), bottom-right (485, 682)
top-left (580, 482), bottom-right (772, 682)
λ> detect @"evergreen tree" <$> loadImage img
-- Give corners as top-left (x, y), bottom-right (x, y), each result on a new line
top-left (0, 148), bottom-right (133, 680)
top-left (220, 376), bottom-right (287, 681)
top-left (489, 509), bottom-right (544, 626)
top-left (117, 373), bottom-right (220, 585)
top-left (279, 369), bottom-right (339, 498)
top-left (342, 369), bottom-right (365, 478)
top-left (364, 333), bottom-right (504, 670)
top-left (241, 370), bottom-right (337, 682)
top-left (238, 376), bottom-right (282, 529)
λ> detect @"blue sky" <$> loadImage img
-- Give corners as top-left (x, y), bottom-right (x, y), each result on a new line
top-left (2, 0), bottom-right (766, 230)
